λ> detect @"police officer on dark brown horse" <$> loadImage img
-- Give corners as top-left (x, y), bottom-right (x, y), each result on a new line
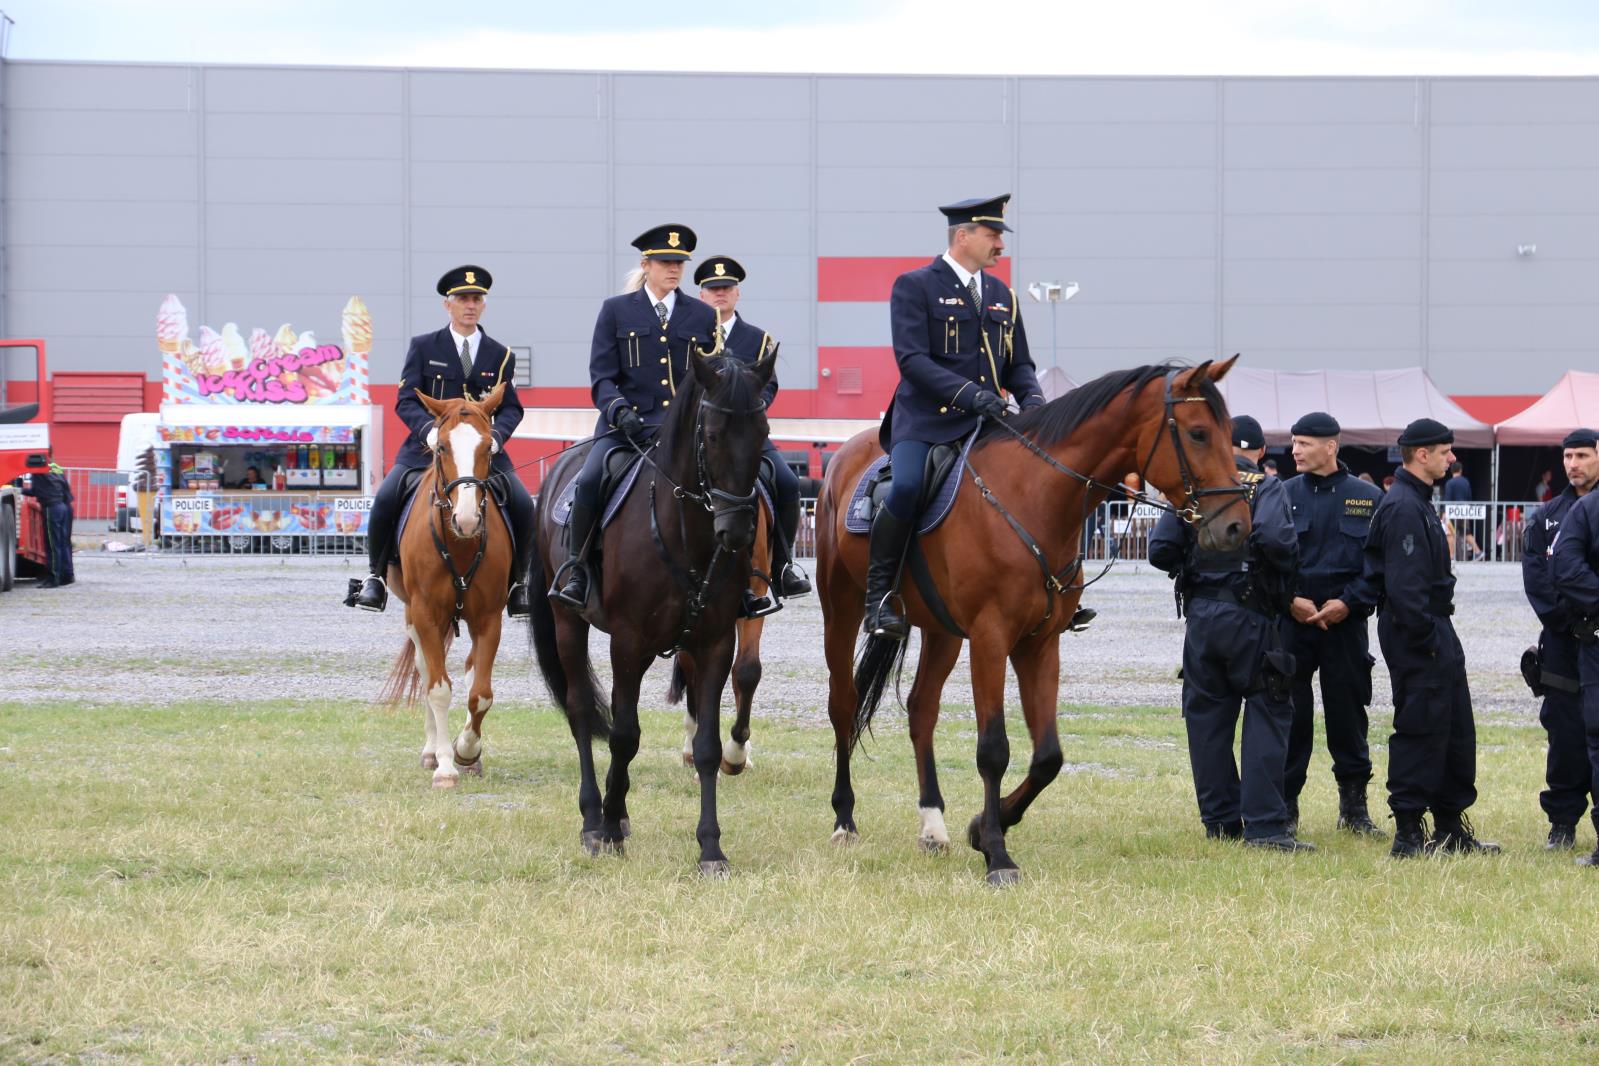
top-left (350, 265), bottom-right (536, 617)
top-left (867, 194), bottom-right (1046, 638)
top-left (552, 225), bottom-right (720, 609)
top-left (694, 254), bottom-right (810, 599)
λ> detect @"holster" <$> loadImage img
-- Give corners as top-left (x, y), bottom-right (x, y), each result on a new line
top-left (1260, 649), bottom-right (1297, 704)
top-left (1520, 646), bottom-right (1546, 698)
top-left (1574, 616), bottom-right (1599, 647)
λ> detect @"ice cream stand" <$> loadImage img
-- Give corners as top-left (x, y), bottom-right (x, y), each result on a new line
top-left (151, 294), bottom-right (383, 550)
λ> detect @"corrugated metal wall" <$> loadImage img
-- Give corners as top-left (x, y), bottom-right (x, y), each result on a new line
top-left (5, 62), bottom-right (1597, 404)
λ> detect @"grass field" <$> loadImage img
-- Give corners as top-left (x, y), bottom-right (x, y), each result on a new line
top-left (3, 696), bottom-right (1597, 1064)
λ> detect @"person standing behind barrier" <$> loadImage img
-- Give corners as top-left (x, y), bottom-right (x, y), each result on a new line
top-left (20, 463), bottom-right (75, 588)
top-left (1150, 416), bottom-right (1310, 851)
top-left (1534, 429), bottom-right (1599, 856)
top-left (1444, 462), bottom-right (1483, 560)
top-left (1332, 418), bottom-right (1500, 858)
top-left (1280, 412), bottom-right (1385, 838)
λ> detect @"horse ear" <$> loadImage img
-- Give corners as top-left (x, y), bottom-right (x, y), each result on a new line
top-left (416, 389), bottom-right (450, 419)
top-left (1175, 360), bottom-right (1215, 390)
top-left (752, 341), bottom-right (779, 393)
top-left (691, 348), bottom-right (720, 391)
top-left (477, 382), bottom-right (506, 417)
top-left (1207, 353), bottom-right (1240, 383)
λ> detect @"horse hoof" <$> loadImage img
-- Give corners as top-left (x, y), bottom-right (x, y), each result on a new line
top-left (699, 859), bottom-right (731, 879)
top-left (458, 760), bottom-right (483, 777)
top-left (432, 774), bottom-right (458, 790)
top-left (682, 752), bottom-right (695, 769)
top-left (581, 830), bottom-right (605, 857)
top-left (919, 836), bottom-right (950, 854)
top-left (986, 867), bottom-right (1021, 888)
top-left (420, 752), bottom-right (438, 770)
top-left (619, 818), bottom-right (632, 839)
top-left (720, 758), bottom-right (745, 777)
top-left (829, 826), bottom-right (859, 846)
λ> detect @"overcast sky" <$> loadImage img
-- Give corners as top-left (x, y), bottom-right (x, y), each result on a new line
top-left (6, 0), bottom-right (1599, 75)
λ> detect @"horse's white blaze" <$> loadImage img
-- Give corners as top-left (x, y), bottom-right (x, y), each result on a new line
top-left (919, 807), bottom-right (950, 847)
top-left (428, 680), bottom-right (457, 779)
top-left (447, 422), bottom-right (483, 537)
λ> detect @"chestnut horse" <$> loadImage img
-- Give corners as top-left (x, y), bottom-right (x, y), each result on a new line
top-left (379, 385), bottom-right (513, 789)
top-left (816, 359), bottom-right (1249, 883)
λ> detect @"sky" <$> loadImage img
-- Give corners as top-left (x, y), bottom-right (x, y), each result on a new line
top-left (5, 0), bottom-right (1599, 75)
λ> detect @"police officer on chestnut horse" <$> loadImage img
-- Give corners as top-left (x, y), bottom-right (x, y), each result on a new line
top-left (350, 265), bottom-right (536, 617)
top-left (866, 194), bottom-right (1046, 638)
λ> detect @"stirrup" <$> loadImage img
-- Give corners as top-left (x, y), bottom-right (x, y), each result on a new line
top-left (550, 558), bottom-right (589, 610)
top-left (506, 582), bottom-right (532, 618)
top-left (354, 574), bottom-right (388, 613)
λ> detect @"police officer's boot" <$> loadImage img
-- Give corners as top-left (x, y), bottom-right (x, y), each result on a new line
top-left (773, 496), bottom-right (811, 598)
top-left (352, 521), bottom-right (392, 612)
top-left (1546, 822), bottom-right (1577, 850)
top-left (1389, 811), bottom-right (1428, 859)
top-left (1285, 799), bottom-right (1300, 838)
top-left (1430, 810), bottom-right (1501, 855)
top-left (1577, 811), bottom-right (1599, 867)
top-left (1336, 781), bottom-right (1387, 838)
top-left (506, 537), bottom-right (533, 618)
top-left (862, 508), bottom-right (914, 640)
top-left (552, 497), bottom-right (597, 611)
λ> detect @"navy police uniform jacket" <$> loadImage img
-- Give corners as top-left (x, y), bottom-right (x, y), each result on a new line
top-left (721, 317), bottom-right (779, 408)
top-left (1345, 469), bottom-right (1454, 658)
top-left (589, 289), bottom-right (718, 436)
top-left (1552, 491), bottom-right (1599, 619)
top-left (1149, 456), bottom-right (1297, 606)
top-left (393, 328), bottom-right (524, 472)
top-left (882, 258), bottom-right (1043, 450)
top-left (22, 472), bottom-right (74, 508)
top-left (1524, 486), bottom-right (1584, 628)
top-left (1282, 463), bottom-right (1382, 605)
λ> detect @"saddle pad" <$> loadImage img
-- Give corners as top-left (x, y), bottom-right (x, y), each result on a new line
top-left (843, 438), bottom-right (972, 536)
top-left (549, 453), bottom-right (645, 529)
top-left (397, 473), bottom-right (517, 555)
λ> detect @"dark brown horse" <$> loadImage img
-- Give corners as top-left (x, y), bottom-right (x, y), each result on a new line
top-left (379, 385), bottom-right (513, 788)
top-left (816, 359), bottom-right (1248, 883)
top-left (527, 350), bottom-right (776, 875)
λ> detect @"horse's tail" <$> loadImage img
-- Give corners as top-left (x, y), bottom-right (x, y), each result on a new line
top-left (666, 658), bottom-right (687, 707)
top-left (851, 633), bottom-right (908, 752)
top-left (526, 528), bottom-right (612, 740)
top-left (378, 629), bottom-right (454, 707)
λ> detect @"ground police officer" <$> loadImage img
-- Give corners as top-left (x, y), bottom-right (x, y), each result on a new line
top-left (1149, 416), bottom-right (1311, 851)
top-left (21, 462), bottom-right (75, 588)
top-left (1548, 433), bottom-right (1599, 866)
top-left (1333, 418), bottom-right (1499, 857)
top-left (694, 254), bottom-right (810, 600)
top-left (868, 194), bottom-right (1045, 639)
top-left (553, 225), bottom-right (719, 609)
top-left (1280, 411), bottom-right (1385, 837)
top-left (1522, 428), bottom-right (1599, 851)
top-left (351, 266), bottom-right (535, 617)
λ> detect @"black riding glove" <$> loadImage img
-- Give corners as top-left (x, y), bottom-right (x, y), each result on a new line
top-left (972, 390), bottom-right (1007, 420)
top-left (1020, 394), bottom-right (1046, 411)
top-left (615, 409), bottom-right (646, 442)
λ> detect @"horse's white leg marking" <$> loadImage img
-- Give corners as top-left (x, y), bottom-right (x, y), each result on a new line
top-left (919, 806), bottom-right (950, 849)
top-left (682, 710), bottom-right (695, 767)
top-left (455, 666), bottom-right (481, 760)
top-left (429, 680), bottom-right (457, 787)
top-left (722, 736), bottom-right (747, 770)
top-left (407, 622), bottom-right (435, 762)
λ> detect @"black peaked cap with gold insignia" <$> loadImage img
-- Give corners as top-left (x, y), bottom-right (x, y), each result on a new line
top-left (632, 224), bottom-right (696, 262)
top-left (437, 265), bottom-right (492, 296)
top-left (938, 194), bottom-right (1012, 232)
top-left (694, 256), bottom-right (745, 289)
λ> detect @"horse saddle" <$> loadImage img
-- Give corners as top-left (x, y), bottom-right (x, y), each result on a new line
top-left (549, 449), bottom-right (646, 529)
top-left (843, 440), bottom-right (971, 536)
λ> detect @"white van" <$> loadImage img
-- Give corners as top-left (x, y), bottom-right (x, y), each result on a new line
top-left (112, 412), bottom-right (163, 532)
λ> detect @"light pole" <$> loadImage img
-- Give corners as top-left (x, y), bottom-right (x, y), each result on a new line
top-left (1026, 281), bottom-right (1079, 369)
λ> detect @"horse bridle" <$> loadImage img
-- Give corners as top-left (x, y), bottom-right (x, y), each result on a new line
top-left (427, 418), bottom-right (495, 633)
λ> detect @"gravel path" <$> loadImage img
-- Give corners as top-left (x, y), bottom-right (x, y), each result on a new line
top-left (0, 552), bottom-right (1544, 723)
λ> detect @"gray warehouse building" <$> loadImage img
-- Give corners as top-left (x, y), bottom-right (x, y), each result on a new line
top-left (4, 60), bottom-right (1596, 430)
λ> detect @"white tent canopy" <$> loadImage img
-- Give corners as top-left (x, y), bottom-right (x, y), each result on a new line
top-left (1493, 370), bottom-right (1599, 446)
top-left (1037, 366), bottom-right (1079, 401)
top-left (1212, 367), bottom-right (1493, 448)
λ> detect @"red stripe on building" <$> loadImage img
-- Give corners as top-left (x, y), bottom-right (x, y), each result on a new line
top-left (818, 257), bottom-right (1012, 303)
top-left (816, 346), bottom-right (899, 420)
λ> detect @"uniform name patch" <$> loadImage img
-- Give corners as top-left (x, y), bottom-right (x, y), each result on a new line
top-left (1344, 499), bottom-right (1373, 516)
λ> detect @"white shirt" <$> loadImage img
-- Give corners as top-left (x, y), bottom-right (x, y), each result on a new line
top-left (643, 285), bottom-right (678, 320)
top-left (448, 326), bottom-right (481, 364)
top-left (941, 252), bottom-right (983, 305)
top-left (718, 312), bottom-right (739, 340)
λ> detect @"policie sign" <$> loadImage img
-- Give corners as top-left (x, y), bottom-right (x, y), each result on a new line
top-left (1444, 503), bottom-right (1486, 520)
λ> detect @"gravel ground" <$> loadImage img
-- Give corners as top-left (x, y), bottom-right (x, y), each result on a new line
top-left (0, 551), bottom-right (1544, 723)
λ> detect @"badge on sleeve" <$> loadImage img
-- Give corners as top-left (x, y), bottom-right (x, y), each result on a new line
top-left (1402, 534), bottom-right (1415, 556)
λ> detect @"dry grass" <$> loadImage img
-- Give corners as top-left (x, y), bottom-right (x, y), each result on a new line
top-left (2, 697), bottom-right (1596, 1064)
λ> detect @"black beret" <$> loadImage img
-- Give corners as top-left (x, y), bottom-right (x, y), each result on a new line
top-left (437, 265), bottom-right (491, 296)
top-left (1231, 415), bottom-right (1265, 449)
top-left (1562, 427), bottom-right (1598, 450)
top-left (1290, 411), bottom-right (1340, 438)
top-left (1397, 418), bottom-right (1453, 447)
top-left (694, 256), bottom-right (744, 288)
top-left (631, 223), bottom-right (696, 262)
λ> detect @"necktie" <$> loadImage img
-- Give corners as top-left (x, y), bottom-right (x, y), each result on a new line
top-left (459, 336), bottom-right (473, 380)
top-left (969, 277), bottom-right (981, 310)
top-left (655, 301), bottom-right (668, 328)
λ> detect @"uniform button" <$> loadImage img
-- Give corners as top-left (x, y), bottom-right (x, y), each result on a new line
top-left (662, 400), bottom-right (670, 408)
top-left (660, 335), bottom-right (668, 343)
top-left (979, 376), bottom-right (986, 382)
top-left (660, 357), bottom-right (668, 364)
top-left (948, 315), bottom-right (955, 321)
top-left (660, 379), bottom-right (668, 386)
top-left (629, 331), bottom-right (636, 337)
top-left (939, 406), bottom-right (948, 414)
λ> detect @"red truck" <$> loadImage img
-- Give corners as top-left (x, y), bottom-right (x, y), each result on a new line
top-left (0, 339), bottom-right (52, 591)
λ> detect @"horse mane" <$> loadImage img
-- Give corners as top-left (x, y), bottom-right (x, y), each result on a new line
top-left (656, 354), bottom-right (762, 465)
top-left (980, 361), bottom-right (1228, 450)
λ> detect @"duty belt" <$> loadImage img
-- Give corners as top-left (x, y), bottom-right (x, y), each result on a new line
top-left (1426, 602), bottom-right (1456, 617)
top-left (1186, 585), bottom-right (1266, 616)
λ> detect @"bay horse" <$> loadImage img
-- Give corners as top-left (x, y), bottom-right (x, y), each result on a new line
top-left (379, 384), bottom-right (513, 789)
top-left (816, 358), bottom-right (1249, 884)
top-left (527, 348), bottom-right (776, 875)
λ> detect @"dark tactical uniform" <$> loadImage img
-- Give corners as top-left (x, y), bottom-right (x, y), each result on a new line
top-left (22, 469), bottom-right (75, 587)
top-left (1281, 462), bottom-right (1384, 830)
top-left (1345, 421), bottom-right (1498, 857)
top-left (554, 224), bottom-right (718, 607)
top-left (1150, 454), bottom-right (1302, 844)
top-left (867, 194), bottom-right (1045, 638)
top-left (1523, 483), bottom-right (1593, 842)
top-left (353, 265), bottom-right (535, 615)
top-left (1551, 489), bottom-right (1599, 865)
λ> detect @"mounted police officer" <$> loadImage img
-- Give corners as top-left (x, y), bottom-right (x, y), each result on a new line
top-left (694, 254), bottom-right (810, 600)
top-left (1540, 429), bottom-right (1599, 860)
top-left (1279, 411), bottom-right (1385, 838)
top-left (1149, 415), bottom-right (1311, 851)
top-left (350, 265), bottom-right (535, 617)
top-left (1334, 418), bottom-right (1499, 857)
top-left (867, 194), bottom-right (1045, 639)
top-left (552, 224), bottom-right (719, 609)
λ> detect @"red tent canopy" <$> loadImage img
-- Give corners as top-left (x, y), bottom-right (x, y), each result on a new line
top-left (1493, 371), bottom-right (1599, 446)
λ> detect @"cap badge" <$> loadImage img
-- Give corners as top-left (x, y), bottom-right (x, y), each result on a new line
top-left (667, 232), bottom-right (681, 248)
top-left (714, 263), bottom-right (726, 276)
top-left (465, 271), bottom-right (476, 284)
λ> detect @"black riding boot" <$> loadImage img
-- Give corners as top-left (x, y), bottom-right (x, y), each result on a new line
top-left (1431, 810), bottom-right (1501, 855)
top-left (863, 508), bottom-right (914, 640)
top-left (506, 533), bottom-right (533, 618)
top-left (552, 497), bottom-right (597, 610)
top-left (1336, 780), bottom-right (1386, 838)
top-left (1390, 810), bottom-right (1428, 859)
top-left (773, 495), bottom-right (811, 598)
top-left (352, 518), bottom-right (392, 612)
